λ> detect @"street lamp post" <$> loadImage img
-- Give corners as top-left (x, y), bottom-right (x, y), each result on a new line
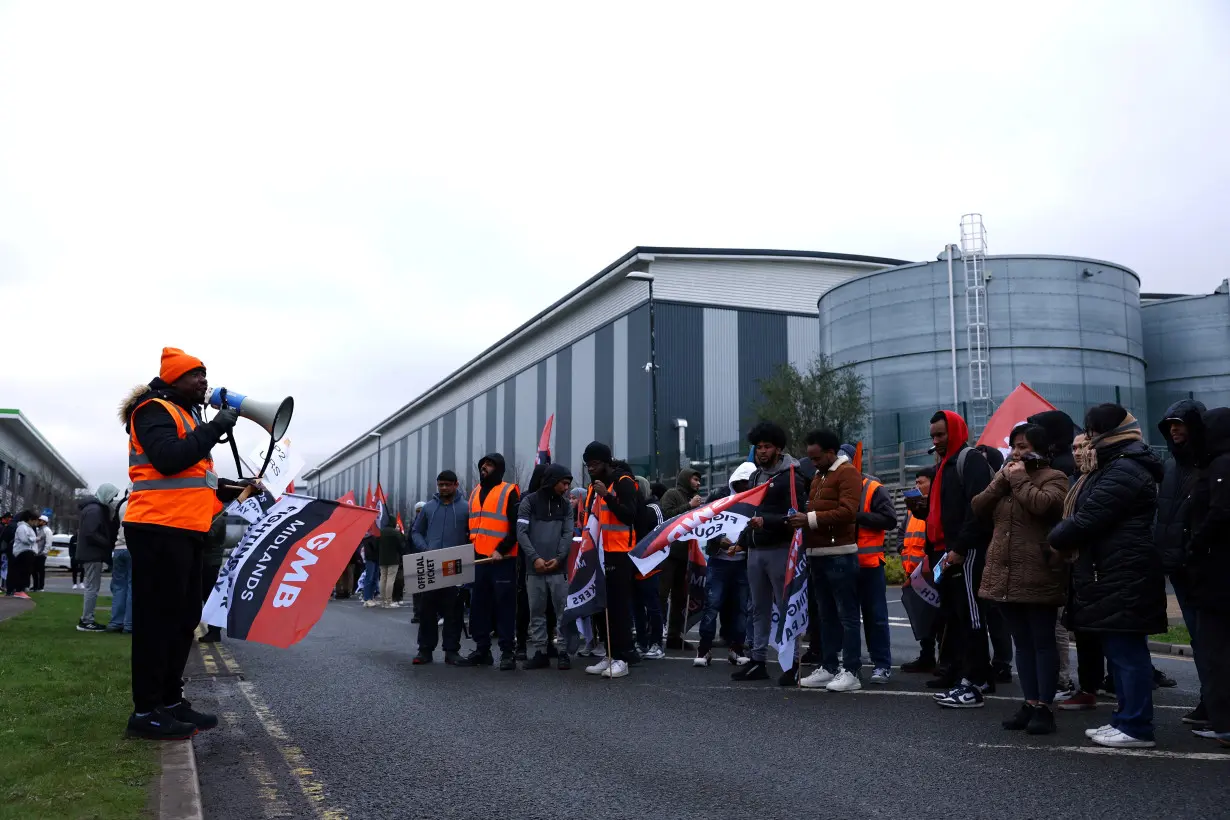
top-left (369, 432), bottom-right (383, 494)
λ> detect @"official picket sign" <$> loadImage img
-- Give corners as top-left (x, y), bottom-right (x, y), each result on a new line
top-left (403, 544), bottom-right (475, 593)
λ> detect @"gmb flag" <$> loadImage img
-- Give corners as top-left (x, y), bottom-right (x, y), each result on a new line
top-left (628, 481), bottom-right (771, 577)
top-left (203, 494), bottom-right (377, 648)
top-left (563, 512), bottom-right (606, 622)
top-left (769, 465), bottom-right (809, 671)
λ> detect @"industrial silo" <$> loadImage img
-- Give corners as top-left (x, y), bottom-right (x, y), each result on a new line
top-left (1141, 283), bottom-right (1230, 444)
top-left (818, 254), bottom-right (1147, 475)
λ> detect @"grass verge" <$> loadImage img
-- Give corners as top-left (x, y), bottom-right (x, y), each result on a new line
top-left (1150, 623), bottom-right (1192, 646)
top-left (0, 592), bottom-right (157, 820)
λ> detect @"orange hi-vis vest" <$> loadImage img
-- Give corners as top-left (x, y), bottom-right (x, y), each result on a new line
top-left (856, 477), bottom-right (886, 568)
top-left (900, 512), bottom-right (927, 576)
top-left (469, 482), bottom-right (517, 557)
top-left (125, 398), bottom-right (222, 533)
top-left (586, 476), bottom-right (636, 553)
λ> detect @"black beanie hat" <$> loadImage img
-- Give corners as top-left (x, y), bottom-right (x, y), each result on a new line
top-left (582, 441), bottom-right (612, 463)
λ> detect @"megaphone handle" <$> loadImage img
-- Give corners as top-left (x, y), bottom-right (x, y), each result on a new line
top-left (228, 435), bottom-right (246, 479)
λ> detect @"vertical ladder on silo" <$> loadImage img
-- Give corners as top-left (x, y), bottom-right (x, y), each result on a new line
top-left (961, 213), bottom-right (992, 437)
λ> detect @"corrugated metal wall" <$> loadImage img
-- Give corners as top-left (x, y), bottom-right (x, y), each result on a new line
top-left (1142, 291), bottom-right (1230, 443)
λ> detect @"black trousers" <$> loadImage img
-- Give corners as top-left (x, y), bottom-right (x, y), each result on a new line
top-left (32, 555), bottom-right (47, 590)
top-left (126, 525), bottom-right (203, 714)
top-left (658, 551), bottom-right (689, 641)
top-left (516, 555), bottom-right (529, 650)
top-left (1200, 608), bottom-right (1230, 734)
top-left (604, 551), bottom-right (635, 658)
top-left (986, 601), bottom-right (1014, 669)
top-left (8, 551), bottom-right (33, 594)
top-left (418, 587), bottom-right (462, 654)
top-left (1075, 630), bottom-right (1105, 694)
top-left (943, 549), bottom-right (991, 686)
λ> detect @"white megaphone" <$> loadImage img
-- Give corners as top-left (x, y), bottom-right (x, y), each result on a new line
top-left (207, 387), bottom-right (294, 440)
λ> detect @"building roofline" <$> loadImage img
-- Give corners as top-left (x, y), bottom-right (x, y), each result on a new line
top-left (0, 409), bottom-right (89, 488)
top-left (303, 246), bottom-right (911, 478)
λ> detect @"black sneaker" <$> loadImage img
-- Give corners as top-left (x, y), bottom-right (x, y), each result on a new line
top-left (993, 663), bottom-right (1013, 684)
top-left (514, 647), bottom-right (528, 662)
top-left (127, 709), bottom-right (197, 741)
top-left (1182, 702), bottom-right (1210, 727)
top-left (444, 651), bottom-right (461, 665)
top-left (410, 615), bottom-right (420, 624)
top-left (557, 653), bottom-right (571, 671)
top-left (926, 674), bottom-right (958, 689)
top-left (1153, 667), bottom-right (1178, 689)
top-left (454, 650), bottom-right (494, 667)
top-left (499, 653), bottom-right (517, 671)
top-left (77, 621), bottom-right (107, 633)
top-left (412, 652), bottom-right (433, 665)
top-left (731, 661), bottom-right (770, 682)
top-left (1026, 704), bottom-right (1056, 735)
top-left (778, 667), bottom-right (799, 687)
top-left (622, 649), bottom-right (643, 666)
top-left (169, 701), bottom-right (218, 732)
top-left (1002, 703), bottom-right (1034, 730)
top-left (800, 648), bottom-right (822, 666)
top-left (198, 627), bottom-right (222, 643)
top-left (1097, 674), bottom-right (1116, 698)
top-left (524, 651), bottom-right (550, 670)
top-left (901, 654), bottom-right (936, 674)
top-left (936, 683), bottom-right (985, 709)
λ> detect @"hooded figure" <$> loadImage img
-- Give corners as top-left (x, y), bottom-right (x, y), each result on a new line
top-left (1027, 410), bottom-right (1080, 480)
top-left (1188, 407), bottom-right (1230, 613)
top-left (1153, 399), bottom-right (1207, 575)
top-left (657, 468), bottom-right (703, 648)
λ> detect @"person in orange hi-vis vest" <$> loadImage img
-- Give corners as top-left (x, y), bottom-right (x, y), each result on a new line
top-left (120, 347), bottom-right (260, 742)
top-left (839, 443), bottom-right (899, 685)
top-left (579, 441), bottom-right (640, 679)
top-left (900, 465), bottom-right (938, 674)
top-left (456, 453), bottom-right (521, 671)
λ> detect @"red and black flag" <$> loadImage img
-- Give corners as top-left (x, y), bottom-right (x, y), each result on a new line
top-left (563, 511), bottom-right (606, 621)
top-left (684, 539), bottom-right (709, 632)
top-left (203, 494), bottom-right (377, 648)
top-left (536, 414), bottom-right (555, 466)
top-left (628, 481), bottom-right (771, 577)
top-left (769, 465), bottom-right (810, 671)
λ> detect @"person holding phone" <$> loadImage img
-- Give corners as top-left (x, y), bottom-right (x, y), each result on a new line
top-left (971, 423), bottom-right (1070, 734)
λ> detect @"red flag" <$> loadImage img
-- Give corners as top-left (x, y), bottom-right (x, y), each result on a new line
top-left (976, 383), bottom-right (1057, 455)
top-left (370, 483), bottom-right (387, 536)
top-left (629, 482), bottom-right (771, 576)
top-left (395, 512), bottom-right (405, 534)
top-left (853, 442), bottom-right (864, 475)
top-left (364, 485), bottom-right (374, 508)
top-left (537, 414), bottom-right (555, 465)
top-left (337, 491), bottom-right (357, 506)
top-left (286, 481), bottom-right (295, 495)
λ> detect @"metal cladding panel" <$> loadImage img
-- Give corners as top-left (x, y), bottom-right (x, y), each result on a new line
top-left (469, 394), bottom-right (486, 487)
top-left (648, 257), bottom-right (887, 314)
top-left (738, 310), bottom-right (789, 437)
top-left (426, 420), bottom-right (439, 489)
top-left (441, 411), bottom-right (457, 478)
top-left (703, 308), bottom-right (740, 447)
top-left (503, 377), bottom-right (518, 472)
top-left (1143, 292), bottom-right (1230, 442)
top-left (570, 334), bottom-right (597, 478)
top-left (594, 323), bottom-right (615, 447)
top-left (514, 368), bottom-right (538, 482)
top-left (494, 383), bottom-right (506, 456)
top-left (453, 404), bottom-right (467, 482)
top-left (544, 356), bottom-right (558, 458)
top-left (484, 389), bottom-right (496, 473)
top-left (656, 302), bottom-right (705, 471)
top-left (613, 316), bottom-right (629, 459)
top-left (436, 420), bottom-right (445, 484)
top-left (819, 256), bottom-right (1146, 451)
top-left (787, 314), bottom-right (820, 371)
top-left (416, 429), bottom-right (426, 502)
top-left (536, 361), bottom-right (548, 444)
top-left (626, 305), bottom-right (651, 463)
top-left (555, 347), bottom-right (572, 470)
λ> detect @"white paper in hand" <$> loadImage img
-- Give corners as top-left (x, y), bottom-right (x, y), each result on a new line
top-left (248, 438), bottom-right (305, 498)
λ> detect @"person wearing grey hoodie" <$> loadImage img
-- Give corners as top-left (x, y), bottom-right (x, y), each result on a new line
top-left (76, 484), bottom-right (120, 632)
top-left (411, 470), bottom-right (470, 664)
top-left (517, 463), bottom-right (578, 670)
top-left (658, 467), bottom-right (704, 649)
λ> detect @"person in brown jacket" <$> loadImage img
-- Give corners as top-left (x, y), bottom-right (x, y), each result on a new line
top-left (788, 429), bottom-right (864, 692)
top-left (972, 422), bottom-right (1069, 735)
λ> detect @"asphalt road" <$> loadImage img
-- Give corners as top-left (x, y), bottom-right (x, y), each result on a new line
top-left (189, 591), bottom-right (1226, 820)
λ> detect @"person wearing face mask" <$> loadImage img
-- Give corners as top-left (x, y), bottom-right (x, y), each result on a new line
top-left (972, 423), bottom-right (1070, 735)
top-left (1049, 404), bottom-right (1166, 748)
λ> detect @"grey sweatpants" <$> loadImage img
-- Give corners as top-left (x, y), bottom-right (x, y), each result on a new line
top-left (81, 561), bottom-right (103, 623)
top-left (747, 547), bottom-right (789, 663)
top-left (526, 573), bottom-right (578, 655)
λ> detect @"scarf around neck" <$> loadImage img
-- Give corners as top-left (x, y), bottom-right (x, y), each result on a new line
top-left (1061, 414), bottom-right (1142, 519)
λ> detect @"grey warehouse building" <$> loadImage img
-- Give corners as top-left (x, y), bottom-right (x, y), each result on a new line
top-left (0, 408), bottom-right (88, 532)
top-left (305, 246), bottom-right (1230, 512)
top-left (303, 247), bottom-right (909, 513)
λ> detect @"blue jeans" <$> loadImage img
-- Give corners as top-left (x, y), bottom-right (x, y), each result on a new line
top-left (812, 553), bottom-right (862, 674)
top-left (857, 562), bottom-right (892, 670)
top-left (699, 559), bottom-right (748, 651)
top-left (108, 550), bottom-right (133, 631)
top-left (363, 559), bottom-right (379, 601)
top-left (470, 558), bottom-right (517, 654)
top-left (1171, 573), bottom-right (1210, 703)
top-left (631, 575), bottom-right (663, 651)
top-left (1101, 632), bottom-right (1155, 741)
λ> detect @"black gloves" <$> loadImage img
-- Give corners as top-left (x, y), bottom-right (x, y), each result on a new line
top-left (213, 407), bottom-right (240, 431)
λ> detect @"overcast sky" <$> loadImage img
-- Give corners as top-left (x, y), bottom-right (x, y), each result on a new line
top-left (1, 1), bottom-right (1227, 492)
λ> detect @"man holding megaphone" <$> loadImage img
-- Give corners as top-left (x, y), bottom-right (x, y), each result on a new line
top-left (118, 347), bottom-right (262, 741)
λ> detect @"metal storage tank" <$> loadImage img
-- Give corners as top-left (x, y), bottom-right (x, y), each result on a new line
top-left (817, 255), bottom-right (1147, 471)
top-left (1142, 283), bottom-right (1230, 443)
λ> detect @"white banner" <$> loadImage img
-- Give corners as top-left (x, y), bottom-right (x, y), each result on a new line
top-left (247, 438), bottom-right (305, 499)
top-left (402, 544), bottom-right (475, 594)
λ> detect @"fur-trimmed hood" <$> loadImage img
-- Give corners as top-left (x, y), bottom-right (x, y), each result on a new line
top-left (117, 378), bottom-right (192, 432)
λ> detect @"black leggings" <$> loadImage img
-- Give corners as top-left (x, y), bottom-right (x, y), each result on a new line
top-left (1000, 602), bottom-right (1059, 704)
top-left (1075, 630), bottom-right (1106, 694)
top-left (71, 558), bottom-right (83, 585)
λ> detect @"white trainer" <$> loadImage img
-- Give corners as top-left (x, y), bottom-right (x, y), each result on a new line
top-left (1091, 728), bottom-right (1155, 749)
top-left (644, 644), bottom-right (665, 660)
top-left (871, 668), bottom-right (892, 685)
top-left (1084, 724), bottom-right (1116, 739)
top-left (728, 650), bottom-right (751, 666)
top-left (585, 657), bottom-right (612, 675)
top-left (827, 670), bottom-right (863, 693)
top-left (693, 652), bottom-right (712, 668)
top-left (800, 668), bottom-right (836, 689)
top-left (601, 659), bottom-right (629, 679)
top-left (363, 600), bottom-right (378, 608)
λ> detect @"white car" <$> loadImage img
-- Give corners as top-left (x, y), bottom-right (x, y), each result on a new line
top-left (45, 534), bottom-right (73, 570)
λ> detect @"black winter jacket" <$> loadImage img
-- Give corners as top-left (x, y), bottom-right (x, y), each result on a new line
top-left (1188, 407), bottom-right (1230, 612)
top-left (1028, 410), bottom-right (1079, 479)
top-left (1049, 439), bottom-right (1166, 633)
top-left (747, 455), bottom-right (808, 550)
top-left (1152, 399), bottom-right (1206, 574)
top-left (929, 445), bottom-right (994, 559)
top-left (76, 497), bottom-right (116, 563)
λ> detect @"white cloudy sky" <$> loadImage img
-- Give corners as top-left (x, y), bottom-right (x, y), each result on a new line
top-left (1, 1), bottom-right (1227, 492)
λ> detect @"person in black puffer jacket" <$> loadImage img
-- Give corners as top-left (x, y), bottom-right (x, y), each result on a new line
top-left (1049, 404), bottom-right (1166, 748)
top-left (1187, 406), bottom-right (1230, 745)
top-left (1028, 409), bottom-right (1080, 480)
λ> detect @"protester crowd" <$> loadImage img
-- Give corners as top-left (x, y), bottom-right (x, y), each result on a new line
top-left (378, 401), bottom-right (1227, 752)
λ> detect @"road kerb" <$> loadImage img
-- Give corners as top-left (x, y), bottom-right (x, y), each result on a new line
top-left (1148, 641), bottom-right (1194, 657)
top-left (159, 739), bottom-right (204, 820)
